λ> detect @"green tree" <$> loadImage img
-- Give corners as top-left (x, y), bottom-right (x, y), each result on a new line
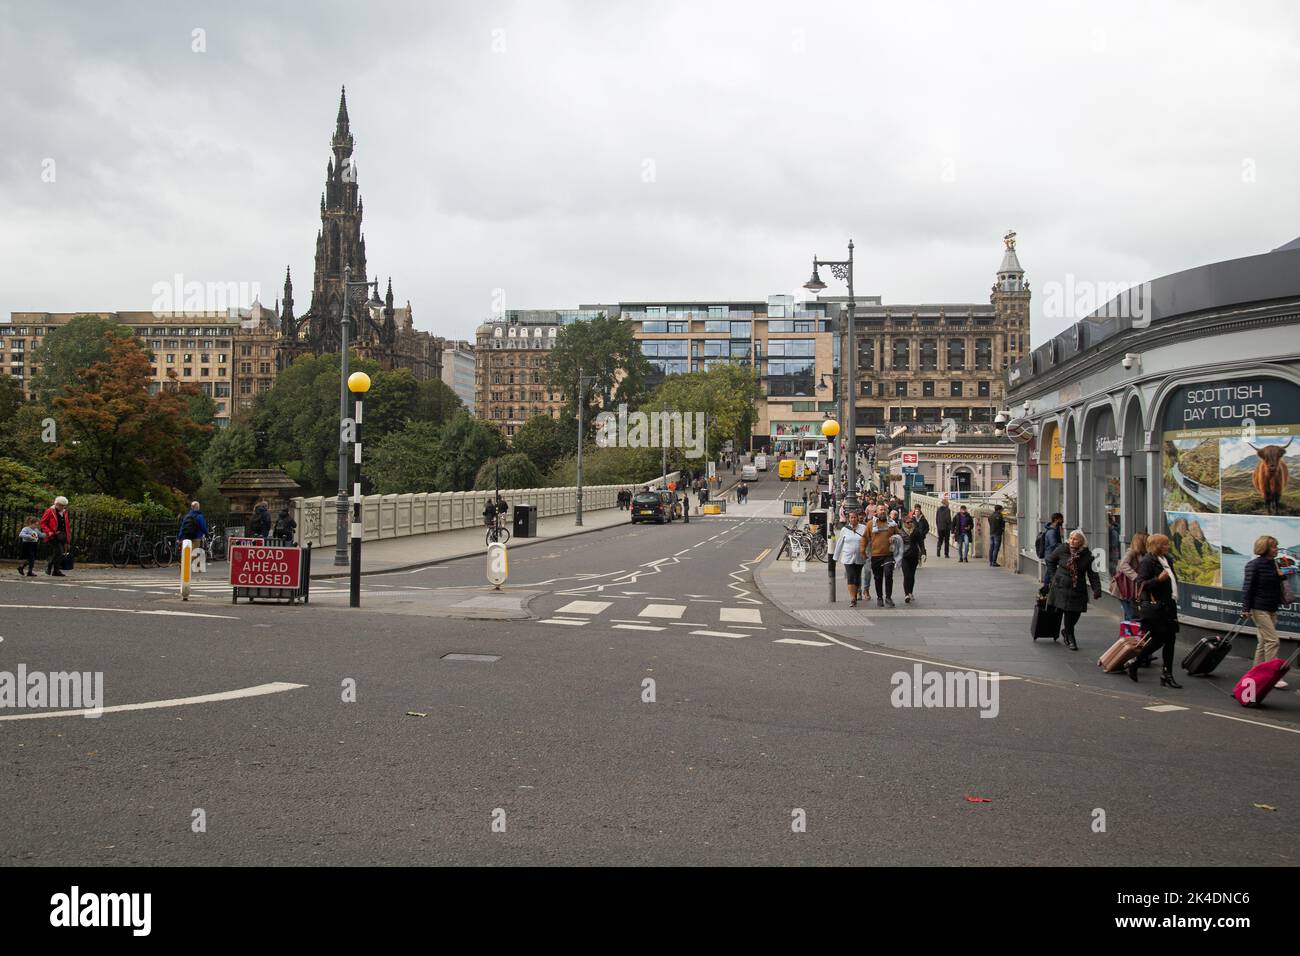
top-left (640, 364), bottom-right (762, 469)
top-left (43, 337), bottom-right (212, 501)
top-left (432, 412), bottom-right (508, 491)
top-left (414, 377), bottom-right (464, 426)
top-left (474, 453), bottom-right (543, 491)
top-left (546, 445), bottom-right (661, 487)
top-left (199, 421), bottom-right (259, 486)
top-left (547, 313), bottom-right (652, 424)
top-left (31, 315), bottom-right (133, 399)
top-left (0, 458), bottom-right (55, 511)
top-left (368, 420), bottom-right (442, 494)
top-left (0, 375), bottom-right (27, 458)
top-left (510, 414), bottom-right (572, 475)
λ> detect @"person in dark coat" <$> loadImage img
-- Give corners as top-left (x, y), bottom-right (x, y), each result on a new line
top-left (987, 505), bottom-right (1006, 567)
top-left (954, 505), bottom-right (976, 562)
top-left (1240, 534), bottom-right (1286, 683)
top-left (1044, 529), bottom-right (1102, 651)
top-left (935, 499), bottom-right (952, 558)
top-left (900, 515), bottom-right (926, 603)
top-left (1127, 533), bottom-right (1181, 687)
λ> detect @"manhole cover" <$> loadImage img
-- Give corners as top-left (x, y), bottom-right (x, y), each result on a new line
top-left (441, 653), bottom-right (501, 662)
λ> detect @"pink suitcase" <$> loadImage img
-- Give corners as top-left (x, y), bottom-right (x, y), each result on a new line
top-left (1233, 645), bottom-right (1300, 707)
top-left (1119, 620), bottom-right (1142, 638)
top-left (1099, 633), bottom-right (1148, 673)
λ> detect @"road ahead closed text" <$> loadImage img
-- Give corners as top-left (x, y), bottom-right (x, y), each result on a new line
top-left (230, 546), bottom-right (302, 589)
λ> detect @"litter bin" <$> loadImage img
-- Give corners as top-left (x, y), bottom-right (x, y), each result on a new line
top-left (819, 491), bottom-right (832, 510)
top-left (512, 504), bottom-right (538, 538)
top-left (807, 510), bottom-right (827, 541)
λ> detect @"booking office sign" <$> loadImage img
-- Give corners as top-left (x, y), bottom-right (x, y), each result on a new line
top-left (1160, 379), bottom-right (1300, 633)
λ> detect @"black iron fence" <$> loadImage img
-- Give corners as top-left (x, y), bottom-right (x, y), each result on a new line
top-left (0, 508), bottom-right (245, 565)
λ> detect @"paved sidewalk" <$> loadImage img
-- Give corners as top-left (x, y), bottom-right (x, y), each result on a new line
top-left (755, 532), bottom-right (1300, 722)
top-left (310, 505), bottom-right (632, 578)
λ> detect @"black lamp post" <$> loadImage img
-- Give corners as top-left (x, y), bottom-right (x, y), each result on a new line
top-left (804, 240), bottom-right (859, 510)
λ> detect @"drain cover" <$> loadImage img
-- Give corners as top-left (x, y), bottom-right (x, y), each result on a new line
top-left (441, 653), bottom-right (501, 662)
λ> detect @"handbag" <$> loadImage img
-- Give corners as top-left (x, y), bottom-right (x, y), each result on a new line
top-left (1134, 579), bottom-right (1164, 623)
top-left (61, 552), bottom-right (75, 571)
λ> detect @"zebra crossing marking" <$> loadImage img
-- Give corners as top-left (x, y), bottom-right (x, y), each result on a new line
top-left (639, 604), bottom-right (687, 619)
top-left (689, 630), bottom-right (748, 639)
top-left (774, 637), bottom-right (833, 647)
top-left (720, 607), bottom-right (762, 624)
top-left (540, 618), bottom-right (588, 626)
top-left (555, 600), bottom-right (613, 616)
top-left (612, 624), bottom-right (664, 632)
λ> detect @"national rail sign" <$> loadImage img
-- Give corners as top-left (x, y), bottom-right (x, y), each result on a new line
top-left (230, 544), bottom-right (302, 590)
top-left (901, 451), bottom-right (920, 467)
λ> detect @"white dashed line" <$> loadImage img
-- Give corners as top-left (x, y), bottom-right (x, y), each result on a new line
top-left (1144, 704), bottom-right (1190, 713)
top-left (689, 630), bottom-right (748, 639)
top-left (773, 638), bottom-right (833, 647)
top-left (540, 618), bottom-right (588, 626)
top-left (1203, 712), bottom-right (1300, 734)
top-left (612, 624), bottom-right (664, 632)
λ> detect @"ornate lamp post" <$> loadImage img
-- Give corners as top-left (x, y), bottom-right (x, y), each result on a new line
top-left (803, 240), bottom-right (859, 509)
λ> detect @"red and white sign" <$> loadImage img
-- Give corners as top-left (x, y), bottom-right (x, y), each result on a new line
top-left (901, 451), bottom-right (920, 467)
top-left (229, 544), bottom-right (302, 589)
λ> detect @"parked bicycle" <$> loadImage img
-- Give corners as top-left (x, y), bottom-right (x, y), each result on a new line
top-left (486, 523), bottom-right (511, 546)
top-left (782, 522), bottom-right (827, 562)
top-left (110, 530), bottom-right (157, 569)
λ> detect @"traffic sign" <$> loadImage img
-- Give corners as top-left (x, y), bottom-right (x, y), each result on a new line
top-left (901, 451), bottom-right (919, 467)
top-left (230, 544), bottom-right (303, 589)
top-left (486, 542), bottom-right (508, 589)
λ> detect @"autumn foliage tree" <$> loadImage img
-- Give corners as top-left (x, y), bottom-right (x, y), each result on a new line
top-left (46, 336), bottom-right (212, 504)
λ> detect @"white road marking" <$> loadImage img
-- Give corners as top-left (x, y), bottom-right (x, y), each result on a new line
top-left (0, 681), bottom-right (307, 722)
top-left (555, 600), bottom-right (613, 615)
top-left (720, 607), bottom-right (762, 624)
top-left (780, 627), bottom-right (1024, 680)
top-left (774, 638), bottom-right (833, 647)
top-left (0, 604), bottom-right (239, 620)
top-left (689, 629), bottom-right (748, 639)
top-left (612, 624), bottom-right (664, 632)
top-left (1203, 712), bottom-right (1300, 735)
top-left (639, 604), bottom-right (687, 619)
top-left (540, 618), bottom-right (588, 626)
top-left (1144, 704), bottom-right (1190, 713)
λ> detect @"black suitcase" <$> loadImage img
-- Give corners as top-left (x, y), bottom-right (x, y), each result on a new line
top-left (61, 552), bottom-right (75, 572)
top-left (1031, 597), bottom-right (1061, 641)
top-left (1181, 620), bottom-right (1242, 676)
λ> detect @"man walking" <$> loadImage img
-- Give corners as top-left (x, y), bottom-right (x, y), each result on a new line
top-left (954, 505), bottom-right (975, 562)
top-left (861, 504), bottom-right (898, 607)
top-left (178, 501), bottom-right (208, 552)
top-left (935, 497), bottom-right (952, 558)
top-left (988, 504), bottom-right (1006, 567)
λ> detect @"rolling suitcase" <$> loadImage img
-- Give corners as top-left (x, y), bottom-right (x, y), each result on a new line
top-left (1099, 633), bottom-right (1149, 673)
top-left (1181, 620), bottom-right (1242, 676)
top-left (1031, 597), bottom-right (1061, 641)
top-left (1233, 644), bottom-right (1300, 707)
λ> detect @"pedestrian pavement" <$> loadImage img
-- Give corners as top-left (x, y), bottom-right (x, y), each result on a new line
top-left (754, 532), bottom-right (1300, 722)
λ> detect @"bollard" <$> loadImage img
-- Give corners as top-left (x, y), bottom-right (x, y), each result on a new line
top-left (180, 538), bottom-right (191, 602)
top-left (828, 554), bottom-right (836, 604)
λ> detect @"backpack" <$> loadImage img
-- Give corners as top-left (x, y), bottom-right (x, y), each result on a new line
top-left (180, 513), bottom-right (200, 540)
top-left (252, 509), bottom-right (271, 535)
top-left (1034, 528), bottom-right (1047, 559)
top-left (273, 514), bottom-right (292, 536)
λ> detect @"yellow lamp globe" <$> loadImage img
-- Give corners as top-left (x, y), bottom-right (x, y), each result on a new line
top-left (821, 419), bottom-right (840, 439)
top-left (347, 371), bottom-right (372, 394)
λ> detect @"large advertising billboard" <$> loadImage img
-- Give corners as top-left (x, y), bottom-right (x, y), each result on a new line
top-left (1160, 379), bottom-right (1300, 632)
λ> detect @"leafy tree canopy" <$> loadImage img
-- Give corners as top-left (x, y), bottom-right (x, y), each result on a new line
top-left (546, 313), bottom-right (652, 423)
top-left (31, 315), bottom-right (134, 399)
top-left (474, 453), bottom-right (543, 491)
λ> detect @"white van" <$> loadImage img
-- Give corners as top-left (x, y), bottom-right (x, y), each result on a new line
top-left (754, 454), bottom-right (768, 471)
top-left (804, 449), bottom-right (823, 475)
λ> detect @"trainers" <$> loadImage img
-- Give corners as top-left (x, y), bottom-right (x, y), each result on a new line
top-left (849, 600), bottom-right (857, 608)
top-left (905, 594), bottom-right (913, 603)
top-left (877, 598), bottom-right (885, 608)
top-left (885, 597), bottom-right (895, 607)
top-left (1276, 680), bottom-right (1290, 690)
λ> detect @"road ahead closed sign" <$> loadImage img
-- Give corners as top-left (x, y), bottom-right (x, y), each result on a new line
top-left (230, 544), bottom-right (302, 589)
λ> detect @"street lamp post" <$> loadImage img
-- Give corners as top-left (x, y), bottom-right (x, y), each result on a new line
top-left (347, 371), bottom-right (371, 608)
top-left (803, 240), bottom-right (859, 510)
top-left (334, 264), bottom-right (382, 566)
top-left (575, 369), bottom-right (595, 526)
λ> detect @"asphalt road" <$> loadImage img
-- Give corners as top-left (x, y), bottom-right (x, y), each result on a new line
top-left (1, 475), bottom-right (1297, 865)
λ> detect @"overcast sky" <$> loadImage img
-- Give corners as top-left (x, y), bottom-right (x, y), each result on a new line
top-left (2, 0), bottom-right (1297, 345)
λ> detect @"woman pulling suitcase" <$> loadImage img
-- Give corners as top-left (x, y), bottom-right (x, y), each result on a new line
top-left (1125, 533), bottom-right (1182, 688)
top-left (1043, 529), bottom-right (1102, 651)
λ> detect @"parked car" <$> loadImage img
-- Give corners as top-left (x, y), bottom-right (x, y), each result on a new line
top-left (742, 464), bottom-right (758, 480)
top-left (630, 491), bottom-right (675, 524)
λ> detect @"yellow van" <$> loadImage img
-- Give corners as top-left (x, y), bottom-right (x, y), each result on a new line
top-left (778, 459), bottom-right (810, 481)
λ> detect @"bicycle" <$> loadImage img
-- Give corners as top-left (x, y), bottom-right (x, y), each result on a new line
top-left (154, 535), bottom-right (179, 567)
top-left (486, 522), bottom-right (511, 546)
top-left (207, 532), bottom-right (227, 562)
top-left (110, 531), bottom-right (157, 569)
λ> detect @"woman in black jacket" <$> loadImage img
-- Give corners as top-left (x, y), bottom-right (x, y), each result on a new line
top-left (1126, 533), bottom-right (1182, 687)
top-left (1240, 534), bottom-right (1286, 683)
top-left (1044, 529), bottom-right (1102, 650)
top-left (899, 516), bottom-right (926, 603)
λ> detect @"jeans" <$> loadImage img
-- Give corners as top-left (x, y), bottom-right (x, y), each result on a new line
top-left (936, 529), bottom-right (950, 557)
top-left (1119, 599), bottom-right (1134, 622)
top-left (957, 533), bottom-right (971, 561)
top-left (988, 534), bottom-right (1002, 566)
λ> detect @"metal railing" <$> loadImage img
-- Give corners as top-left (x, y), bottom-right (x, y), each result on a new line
top-left (0, 508), bottom-right (244, 565)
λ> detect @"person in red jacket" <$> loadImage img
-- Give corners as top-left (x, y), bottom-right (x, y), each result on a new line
top-left (40, 496), bottom-right (72, 576)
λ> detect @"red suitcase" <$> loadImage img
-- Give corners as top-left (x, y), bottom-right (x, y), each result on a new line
top-left (1233, 645), bottom-right (1300, 707)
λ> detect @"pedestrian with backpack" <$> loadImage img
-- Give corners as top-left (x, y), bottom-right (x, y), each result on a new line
top-left (178, 501), bottom-right (209, 552)
top-left (273, 507), bottom-right (297, 546)
top-left (1037, 512), bottom-right (1065, 583)
top-left (251, 500), bottom-right (272, 541)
